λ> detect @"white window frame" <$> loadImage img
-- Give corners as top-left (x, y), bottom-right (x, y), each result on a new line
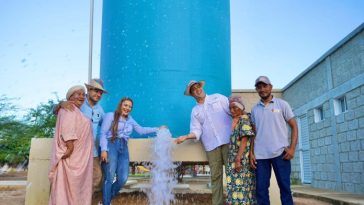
top-left (334, 96), bottom-right (348, 115)
top-left (314, 106), bottom-right (324, 123)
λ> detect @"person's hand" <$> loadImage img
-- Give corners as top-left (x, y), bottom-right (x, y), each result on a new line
top-left (249, 151), bottom-right (257, 170)
top-left (174, 136), bottom-right (187, 144)
top-left (235, 156), bottom-right (242, 172)
top-left (62, 149), bottom-right (72, 159)
top-left (101, 151), bottom-right (108, 162)
top-left (60, 101), bottom-right (76, 112)
top-left (62, 141), bottom-right (74, 159)
top-left (283, 147), bottom-right (295, 160)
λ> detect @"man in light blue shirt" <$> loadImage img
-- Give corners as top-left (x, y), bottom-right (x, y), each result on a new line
top-left (175, 80), bottom-right (231, 205)
top-left (80, 91), bottom-right (105, 158)
top-left (250, 76), bottom-right (298, 205)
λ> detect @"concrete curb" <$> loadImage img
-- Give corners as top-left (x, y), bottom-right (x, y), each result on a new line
top-left (0, 180), bottom-right (27, 191)
top-left (292, 186), bottom-right (364, 205)
top-left (293, 192), bottom-right (350, 205)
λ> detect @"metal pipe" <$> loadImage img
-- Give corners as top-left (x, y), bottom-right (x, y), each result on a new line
top-left (88, 0), bottom-right (94, 83)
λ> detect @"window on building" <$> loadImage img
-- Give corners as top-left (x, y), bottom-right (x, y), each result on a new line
top-left (334, 96), bottom-right (347, 115)
top-left (314, 106), bottom-right (324, 122)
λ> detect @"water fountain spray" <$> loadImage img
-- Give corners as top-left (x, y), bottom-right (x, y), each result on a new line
top-left (147, 128), bottom-right (177, 205)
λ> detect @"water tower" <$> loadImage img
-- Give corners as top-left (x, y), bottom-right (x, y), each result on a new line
top-left (100, 0), bottom-right (231, 136)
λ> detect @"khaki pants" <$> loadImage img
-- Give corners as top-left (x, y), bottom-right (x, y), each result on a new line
top-left (93, 157), bottom-right (103, 193)
top-left (206, 144), bottom-right (229, 205)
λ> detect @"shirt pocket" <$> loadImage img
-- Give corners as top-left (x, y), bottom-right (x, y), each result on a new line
top-left (208, 100), bottom-right (223, 113)
top-left (194, 112), bottom-right (205, 125)
top-left (92, 111), bottom-right (102, 123)
top-left (123, 122), bottom-right (133, 135)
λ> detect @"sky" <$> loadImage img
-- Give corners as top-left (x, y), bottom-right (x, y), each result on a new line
top-left (0, 0), bottom-right (363, 113)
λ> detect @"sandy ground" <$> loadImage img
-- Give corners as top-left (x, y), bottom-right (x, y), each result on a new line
top-left (0, 189), bottom-right (26, 205)
top-left (0, 172), bottom-right (331, 205)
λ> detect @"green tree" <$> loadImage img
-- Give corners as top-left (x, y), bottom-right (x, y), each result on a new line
top-left (25, 99), bottom-right (57, 138)
top-left (0, 95), bottom-right (31, 165)
top-left (0, 95), bottom-right (57, 166)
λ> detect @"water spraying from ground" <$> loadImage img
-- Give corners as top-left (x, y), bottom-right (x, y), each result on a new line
top-left (147, 128), bottom-right (177, 205)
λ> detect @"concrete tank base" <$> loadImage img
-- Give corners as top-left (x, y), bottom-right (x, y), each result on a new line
top-left (25, 138), bottom-right (281, 205)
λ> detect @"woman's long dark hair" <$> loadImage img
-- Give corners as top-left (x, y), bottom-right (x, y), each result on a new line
top-left (111, 97), bottom-right (133, 142)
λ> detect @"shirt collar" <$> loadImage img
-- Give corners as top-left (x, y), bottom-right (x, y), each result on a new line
top-left (119, 115), bottom-right (131, 122)
top-left (85, 95), bottom-right (99, 108)
top-left (196, 94), bottom-right (209, 105)
top-left (258, 95), bottom-right (275, 106)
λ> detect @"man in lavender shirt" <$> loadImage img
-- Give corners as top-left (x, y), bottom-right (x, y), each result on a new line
top-left (250, 76), bottom-right (298, 205)
top-left (175, 80), bottom-right (231, 205)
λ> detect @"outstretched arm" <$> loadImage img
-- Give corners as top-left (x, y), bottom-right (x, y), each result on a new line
top-left (53, 101), bottom-right (76, 114)
top-left (174, 133), bottom-right (196, 144)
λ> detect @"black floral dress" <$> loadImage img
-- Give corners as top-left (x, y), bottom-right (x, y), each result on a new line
top-left (226, 114), bottom-right (257, 205)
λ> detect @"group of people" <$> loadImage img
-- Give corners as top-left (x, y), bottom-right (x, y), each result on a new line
top-left (175, 76), bottom-right (297, 205)
top-left (47, 76), bottom-right (298, 205)
top-left (48, 79), bottom-right (163, 205)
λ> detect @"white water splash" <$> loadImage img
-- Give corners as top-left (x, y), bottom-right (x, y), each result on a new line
top-left (0, 164), bottom-right (9, 174)
top-left (147, 128), bottom-right (177, 205)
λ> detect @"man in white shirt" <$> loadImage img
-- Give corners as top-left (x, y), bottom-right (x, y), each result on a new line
top-left (175, 80), bottom-right (231, 205)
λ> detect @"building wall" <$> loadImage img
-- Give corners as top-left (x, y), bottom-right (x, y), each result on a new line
top-left (307, 99), bottom-right (339, 190)
top-left (304, 85), bottom-right (364, 193)
top-left (336, 85), bottom-right (364, 193)
top-left (283, 60), bottom-right (329, 109)
top-left (331, 30), bottom-right (364, 88)
top-left (283, 24), bottom-right (364, 194)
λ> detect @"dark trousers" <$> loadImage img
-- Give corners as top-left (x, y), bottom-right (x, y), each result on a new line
top-left (256, 152), bottom-right (293, 205)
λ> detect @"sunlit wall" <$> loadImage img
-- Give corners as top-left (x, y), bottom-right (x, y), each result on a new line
top-left (100, 0), bottom-right (231, 137)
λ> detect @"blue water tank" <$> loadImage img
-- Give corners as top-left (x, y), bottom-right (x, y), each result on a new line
top-left (100, 0), bottom-right (231, 137)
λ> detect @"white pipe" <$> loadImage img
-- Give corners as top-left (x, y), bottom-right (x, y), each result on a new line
top-left (88, 0), bottom-right (94, 83)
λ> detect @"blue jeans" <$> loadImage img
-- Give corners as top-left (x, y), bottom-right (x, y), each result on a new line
top-left (256, 152), bottom-right (293, 205)
top-left (101, 138), bottom-right (129, 205)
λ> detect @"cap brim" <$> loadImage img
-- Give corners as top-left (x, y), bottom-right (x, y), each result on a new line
top-left (255, 81), bottom-right (269, 86)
